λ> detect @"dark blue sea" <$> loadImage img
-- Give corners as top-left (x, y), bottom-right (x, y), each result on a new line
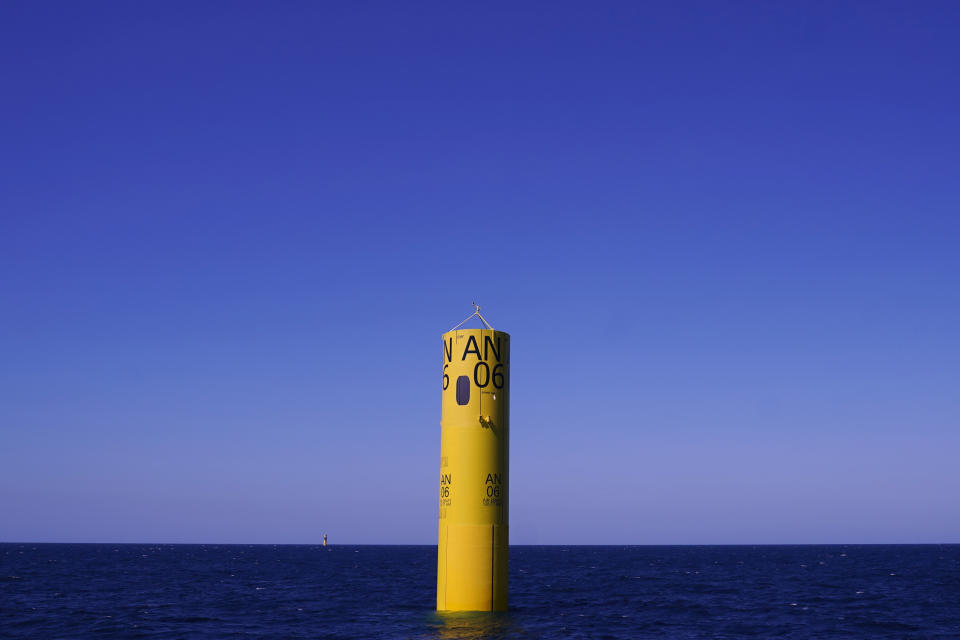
top-left (2, 544), bottom-right (959, 639)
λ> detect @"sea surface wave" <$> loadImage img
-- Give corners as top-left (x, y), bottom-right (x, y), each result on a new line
top-left (2, 544), bottom-right (958, 638)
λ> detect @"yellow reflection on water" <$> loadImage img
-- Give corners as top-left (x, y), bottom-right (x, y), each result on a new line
top-left (430, 610), bottom-right (515, 639)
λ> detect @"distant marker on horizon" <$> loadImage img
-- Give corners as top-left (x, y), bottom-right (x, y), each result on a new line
top-left (437, 305), bottom-right (510, 612)
top-left (323, 533), bottom-right (327, 547)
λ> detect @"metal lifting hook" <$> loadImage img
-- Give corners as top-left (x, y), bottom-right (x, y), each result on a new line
top-left (451, 303), bottom-right (494, 331)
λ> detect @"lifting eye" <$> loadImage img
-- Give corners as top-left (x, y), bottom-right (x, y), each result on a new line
top-left (456, 376), bottom-right (470, 405)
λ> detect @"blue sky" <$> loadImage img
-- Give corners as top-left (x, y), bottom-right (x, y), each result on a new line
top-left (1, 2), bottom-right (958, 544)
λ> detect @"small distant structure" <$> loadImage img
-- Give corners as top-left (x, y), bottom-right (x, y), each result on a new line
top-left (323, 533), bottom-right (327, 547)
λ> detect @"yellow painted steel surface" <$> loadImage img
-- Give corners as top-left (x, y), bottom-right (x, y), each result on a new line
top-left (437, 328), bottom-right (509, 611)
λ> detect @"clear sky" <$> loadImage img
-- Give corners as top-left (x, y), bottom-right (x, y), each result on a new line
top-left (2, 2), bottom-right (958, 545)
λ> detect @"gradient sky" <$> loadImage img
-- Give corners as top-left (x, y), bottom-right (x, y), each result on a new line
top-left (2, 2), bottom-right (958, 544)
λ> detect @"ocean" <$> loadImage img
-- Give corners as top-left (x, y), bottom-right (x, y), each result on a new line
top-left (2, 544), bottom-right (958, 638)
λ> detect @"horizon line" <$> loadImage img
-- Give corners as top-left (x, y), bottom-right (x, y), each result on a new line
top-left (3, 541), bottom-right (958, 546)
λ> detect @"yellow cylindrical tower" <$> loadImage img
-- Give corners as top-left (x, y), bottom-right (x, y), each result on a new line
top-left (437, 314), bottom-right (509, 611)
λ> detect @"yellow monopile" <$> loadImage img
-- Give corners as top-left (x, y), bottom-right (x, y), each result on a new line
top-left (437, 318), bottom-right (510, 612)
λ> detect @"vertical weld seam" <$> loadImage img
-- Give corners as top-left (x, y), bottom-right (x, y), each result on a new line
top-left (491, 524), bottom-right (495, 608)
top-left (444, 525), bottom-right (449, 609)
